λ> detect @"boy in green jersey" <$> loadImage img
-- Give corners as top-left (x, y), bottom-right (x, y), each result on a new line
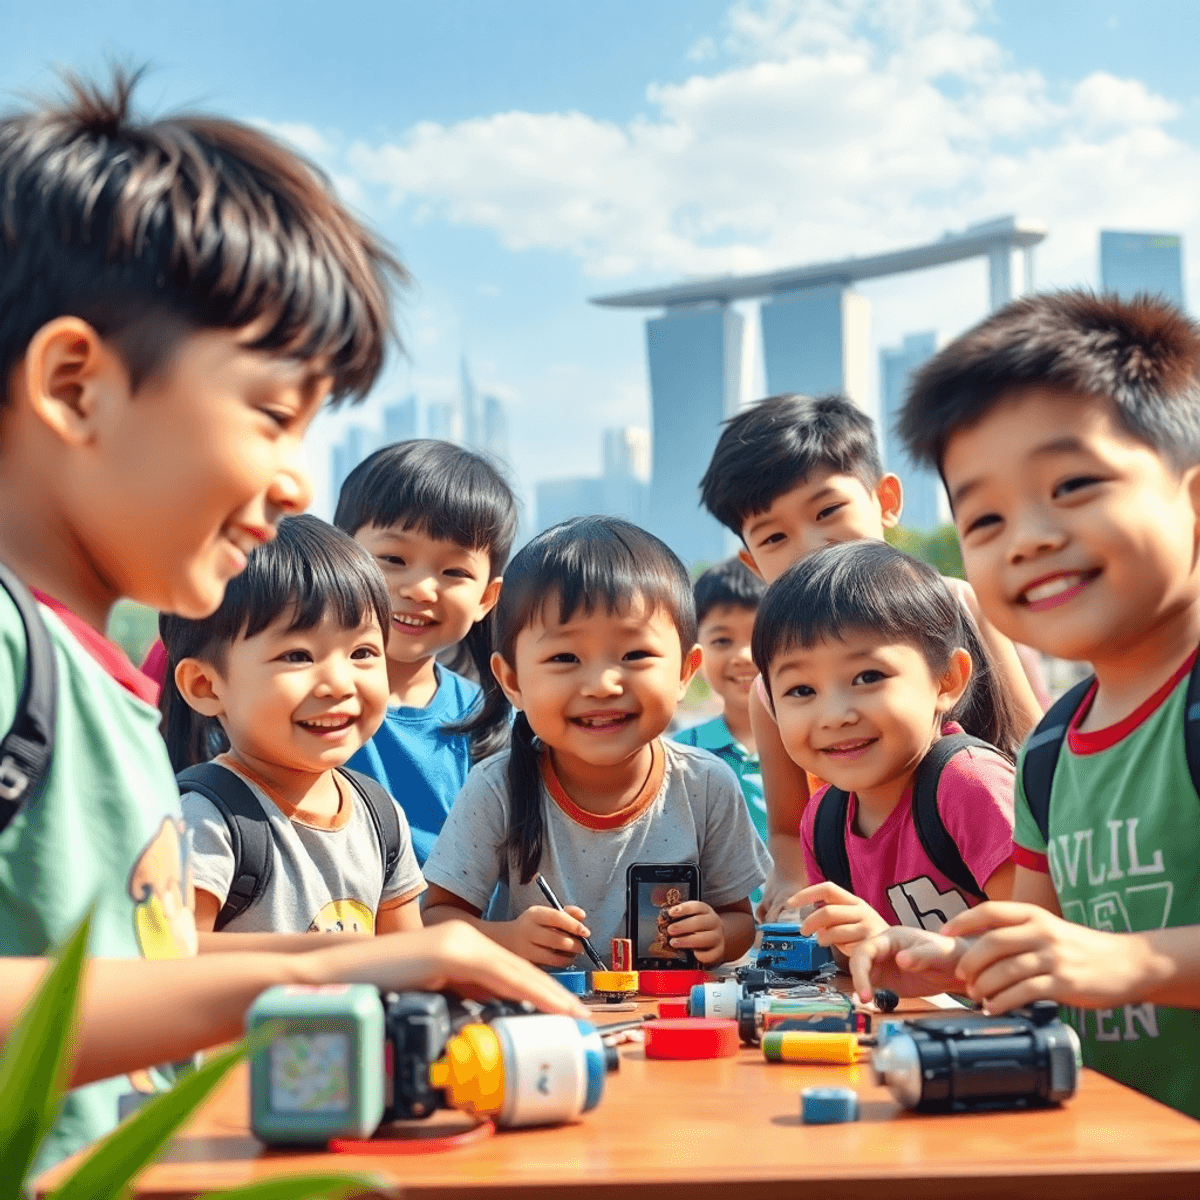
top-left (850, 291), bottom-right (1200, 1118)
top-left (0, 71), bottom-right (581, 1173)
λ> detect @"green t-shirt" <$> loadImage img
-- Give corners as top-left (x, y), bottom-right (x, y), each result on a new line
top-left (0, 588), bottom-right (196, 1174)
top-left (1013, 655), bottom-right (1200, 1118)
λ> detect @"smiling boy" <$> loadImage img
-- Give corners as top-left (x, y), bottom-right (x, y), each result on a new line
top-left (851, 291), bottom-right (1200, 1119)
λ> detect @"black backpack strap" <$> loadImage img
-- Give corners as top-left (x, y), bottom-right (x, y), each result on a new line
top-left (177, 762), bottom-right (272, 930)
top-left (340, 767), bottom-right (402, 882)
top-left (911, 733), bottom-right (994, 901)
top-left (0, 561), bottom-right (57, 835)
top-left (1021, 676), bottom-right (1095, 846)
top-left (811, 785), bottom-right (855, 893)
top-left (1184, 655), bottom-right (1200, 801)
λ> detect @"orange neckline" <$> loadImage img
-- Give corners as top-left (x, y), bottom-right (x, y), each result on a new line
top-left (541, 740), bottom-right (666, 831)
top-left (215, 755), bottom-right (353, 832)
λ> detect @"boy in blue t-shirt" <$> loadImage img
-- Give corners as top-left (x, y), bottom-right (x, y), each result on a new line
top-left (850, 291), bottom-right (1200, 1119)
top-left (334, 440), bottom-right (518, 863)
top-left (675, 559), bottom-right (767, 872)
top-left (0, 72), bottom-right (581, 1175)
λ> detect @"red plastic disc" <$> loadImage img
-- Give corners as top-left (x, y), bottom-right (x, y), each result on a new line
top-left (644, 1018), bottom-right (739, 1060)
top-left (657, 999), bottom-right (689, 1018)
top-left (638, 969), bottom-right (709, 996)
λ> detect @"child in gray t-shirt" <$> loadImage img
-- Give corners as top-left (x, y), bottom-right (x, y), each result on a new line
top-left (162, 515), bottom-right (425, 935)
top-left (423, 517), bottom-right (768, 967)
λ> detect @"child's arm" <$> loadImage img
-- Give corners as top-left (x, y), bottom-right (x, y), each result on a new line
top-left (750, 681), bottom-right (812, 920)
top-left (665, 899), bottom-right (756, 965)
top-left (0, 922), bottom-right (588, 1088)
top-left (377, 897), bottom-right (424, 934)
top-left (422, 883), bottom-right (594, 966)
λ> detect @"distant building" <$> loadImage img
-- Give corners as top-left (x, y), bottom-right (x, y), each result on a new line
top-left (382, 395), bottom-right (418, 444)
top-left (1100, 231), bottom-right (1185, 308)
top-left (329, 424), bottom-right (376, 501)
top-left (426, 401), bottom-right (457, 443)
top-left (879, 332), bottom-right (943, 532)
top-left (603, 426), bottom-right (650, 482)
top-left (536, 477), bottom-right (606, 532)
top-left (536, 425), bottom-right (650, 533)
top-left (482, 395), bottom-right (510, 466)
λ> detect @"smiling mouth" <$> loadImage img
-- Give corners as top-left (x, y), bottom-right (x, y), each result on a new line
top-left (298, 714), bottom-right (356, 733)
top-left (819, 738), bottom-right (876, 756)
top-left (1018, 570), bottom-right (1100, 608)
top-left (393, 613), bottom-right (436, 629)
top-left (572, 713), bottom-right (636, 729)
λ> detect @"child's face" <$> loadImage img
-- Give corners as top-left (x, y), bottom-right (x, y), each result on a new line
top-left (354, 524), bottom-right (501, 670)
top-left (493, 597), bottom-right (700, 775)
top-left (737, 469), bottom-right (902, 584)
top-left (767, 632), bottom-right (966, 801)
top-left (942, 388), bottom-right (1200, 667)
top-left (200, 609), bottom-right (388, 776)
top-left (697, 604), bottom-right (758, 720)
top-left (53, 320), bottom-right (326, 619)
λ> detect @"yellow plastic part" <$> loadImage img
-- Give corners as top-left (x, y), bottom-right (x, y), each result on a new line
top-left (428, 1023), bottom-right (506, 1116)
top-left (590, 970), bottom-right (638, 993)
top-left (764, 1031), bottom-right (864, 1064)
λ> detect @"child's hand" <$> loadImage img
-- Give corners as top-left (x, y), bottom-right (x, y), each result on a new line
top-left (795, 882), bottom-right (889, 952)
top-left (757, 868), bottom-right (806, 923)
top-left (666, 900), bottom-right (726, 964)
top-left (942, 902), bottom-right (1152, 1014)
top-left (848, 926), bottom-right (967, 1004)
top-left (506, 904), bottom-right (592, 966)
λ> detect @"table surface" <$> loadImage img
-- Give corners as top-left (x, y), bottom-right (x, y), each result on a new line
top-left (37, 995), bottom-right (1200, 1200)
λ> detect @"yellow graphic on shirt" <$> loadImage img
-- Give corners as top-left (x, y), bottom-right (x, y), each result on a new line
top-left (128, 817), bottom-right (197, 959)
top-left (309, 898), bottom-right (374, 935)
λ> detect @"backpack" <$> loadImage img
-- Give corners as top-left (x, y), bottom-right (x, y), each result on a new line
top-left (176, 761), bottom-right (403, 931)
top-left (1020, 659), bottom-right (1200, 844)
top-left (811, 732), bottom-right (993, 902)
top-left (0, 561), bottom-right (57, 835)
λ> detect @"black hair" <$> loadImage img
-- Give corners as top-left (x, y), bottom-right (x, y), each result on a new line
top-left (333, 438), bottom-right (519, 760)
top-left (0, 68), bottom-right (405, 409)
top-left (158, 514), bottom-right (391, 772)
top-left (693, 557), bottom-right (765, 626)
top-left (479, 516), bottom-right (697, 883)
top-left (750, 540), bottom-right (1021, 759)
top-left (901, 290), bottom-right (1200, 473)
top-left (699, 393), bottom-right (884, 538)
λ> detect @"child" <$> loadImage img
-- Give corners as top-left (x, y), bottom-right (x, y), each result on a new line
top-left (674, 559), bottom-right (768, 898)
top-left (752, 540), bottom-right (1020, 956)
top-left (161, 515), bottom-right (426, 935)
top-left (422, 516), bottom-right (770, 967)
top-left (699, 392), bottom-right (1044, 918)
top-left (0, 73), bottom-right (581, 1174)
top-left (850, 291), bottom-right (1200, 1121)
top-left (333, 439), bottom-right (516, 863)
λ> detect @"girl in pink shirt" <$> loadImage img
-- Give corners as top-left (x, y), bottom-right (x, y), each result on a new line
top-left (749, 540), bottom-right (1021, 957)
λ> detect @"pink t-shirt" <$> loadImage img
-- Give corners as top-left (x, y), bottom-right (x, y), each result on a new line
top-left (800, 725), bottom-right (1015, 931)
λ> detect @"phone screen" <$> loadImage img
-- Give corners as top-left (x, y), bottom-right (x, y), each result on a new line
top-left (633, 877), bottom-right (697, 964)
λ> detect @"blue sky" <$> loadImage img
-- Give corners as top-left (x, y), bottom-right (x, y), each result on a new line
top-left (6, 0), bottom-right (1200, 520)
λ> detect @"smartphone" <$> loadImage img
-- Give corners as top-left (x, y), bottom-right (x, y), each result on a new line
top-left (625, 863), bottom-right (701, 970)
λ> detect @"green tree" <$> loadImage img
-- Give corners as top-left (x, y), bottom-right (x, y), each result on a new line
top-left (885, 523), bottom-right (965, 579)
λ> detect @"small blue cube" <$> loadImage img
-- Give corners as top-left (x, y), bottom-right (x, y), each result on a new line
top-left (801, 1085), bottom-right (859, 1124)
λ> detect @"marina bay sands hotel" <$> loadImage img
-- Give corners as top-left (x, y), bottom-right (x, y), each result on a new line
top-left (590, 215), bottom-right (1047, 565)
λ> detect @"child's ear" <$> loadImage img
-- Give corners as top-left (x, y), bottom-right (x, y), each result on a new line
top-left (490, 650), bottom-right (523, 710)
top-left (17, 316), bottom-right (126, 446)
top-left (174, 658), bottom-right (227, 718)
top-left (935, 647), bottom-right (973, 714)
top-left (678, 644), bottom-right (703, 695)
top-left (736, 547), bottom-right (765, 581)
top-left (475, 576), bottom-right (503, 622)
top-left (876, 473), bottom-right (903, 530)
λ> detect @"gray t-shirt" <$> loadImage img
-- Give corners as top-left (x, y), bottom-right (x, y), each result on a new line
top-left (183, 763), bottom-right (425, 934)
top-left (423, 738), bottom-right (769, 965)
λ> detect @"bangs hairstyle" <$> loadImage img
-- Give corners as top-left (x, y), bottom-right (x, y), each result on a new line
top-left (700, 393), bottom-right (883, 537)
top-left (0, 68), bottom-right (405, 408)
top-left (333, 439), bottom-right (518, 575)
top-left (751, 540), bottom-right (1021, 758)
top-left (478, 516), bottom-right (696, 883)
top-left (158, 514), bottom-right (391, 771)
top-left (694, 557), bottom-right (765, 626)
top-left (901, 290), bottom-right (1200, 472)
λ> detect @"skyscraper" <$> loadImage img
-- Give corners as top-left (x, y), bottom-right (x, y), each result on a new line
top-left (382, 395), bottom-right (418, 444)
top-left (535, 426), bottom-right (651, 533)
top-left (482, 395), bottom-right (510, 466)
top-left (329, 424), bottom-right (377, 500)
top-left (1100, 231), bottom-right (1185, 308)
top-left (426, 401), bottom-right (457, 442)
top-left (879, 332), bottom-right (943, 532)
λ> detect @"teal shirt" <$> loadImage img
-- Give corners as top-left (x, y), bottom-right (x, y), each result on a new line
top-left (0, 588), bottom-right (196, 1174)
top-left (674, 715), bottom-right (768, 903)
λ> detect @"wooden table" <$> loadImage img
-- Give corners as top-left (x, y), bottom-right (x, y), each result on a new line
top-left (37, 997), bottom-right (1200, 1200)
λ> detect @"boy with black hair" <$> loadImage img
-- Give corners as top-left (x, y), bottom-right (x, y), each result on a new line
top-left (699, 393), bottom-right (1042, 918)
top-left (850, 290), bottom-right (1200, 1119)
top-left (0, 71), bottom-right (581, 1173)
top-left (675, 558), bottom-right (767, 854)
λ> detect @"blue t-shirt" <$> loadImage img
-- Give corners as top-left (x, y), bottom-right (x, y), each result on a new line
top-left (347, 665), bottom-right (479, 864)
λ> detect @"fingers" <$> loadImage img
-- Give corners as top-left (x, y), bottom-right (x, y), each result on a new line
top-left (470, 953), bottom-right (590, 1018)
top-left (848, 935), bottom-right (893, 1003)
top-left (794, 881), bottom-right (856, 910)
top-left (564, 905), bottom-right (588, 922)
top-left (941, 901), bottom-right (1043, 939)
top-left (532, 904), bottom-right (591, 939)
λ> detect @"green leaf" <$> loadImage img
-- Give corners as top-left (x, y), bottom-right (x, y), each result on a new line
top-left (49, 1022), bottom-right (279, 1200)
top-left (199, 1174), bottom-right (398, 1200)
top-left (0, 909), bottom-right (93, 1200)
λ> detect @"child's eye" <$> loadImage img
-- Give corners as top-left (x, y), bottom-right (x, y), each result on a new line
top-left (351, 645), bottom-right (381, 660)
top-left (1054, 475), bottom-right (1101, 498)
top-left (816, 503), bottom-right (845, 521)
top-left (547, 652), bottom-right (579, 664)
top-left (378, 555), bottom-right (406, 568)
top-left (443, 568), bottom-right (475, 580)
top-left (963, 512), bottom-right (1001, 536)
top-left (758, 532), bottom-right (786, 548)
top-left (853, 669), bottom-right (886, 685)
top-left (709, 637), bottom-right (732, 649)
top-left (278, 649), bottom-right (313, 664)
top-left (783, 684), bottom-right (815, 698)
top-left (623, 649), bottom-right (654, 661)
